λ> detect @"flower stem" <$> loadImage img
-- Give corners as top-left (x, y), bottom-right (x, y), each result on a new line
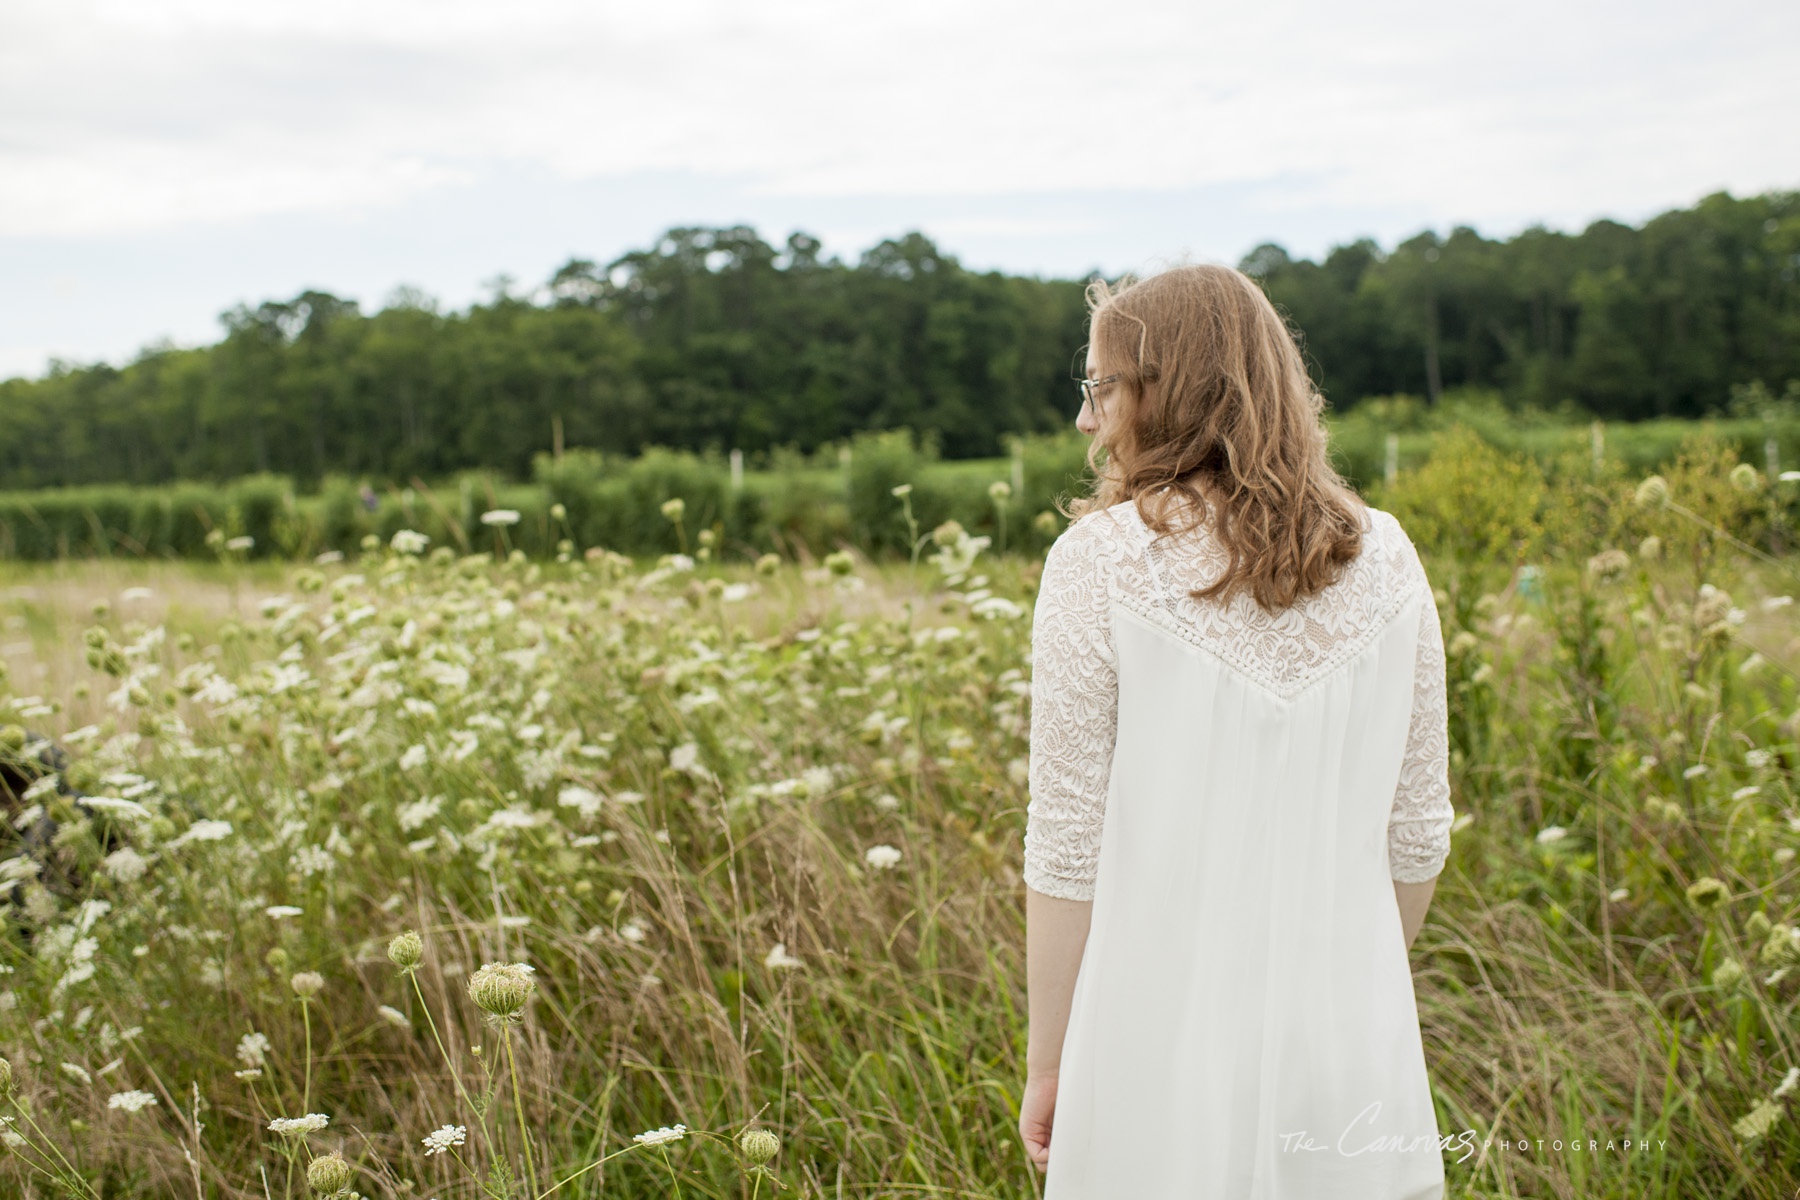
top-left (504, 1027), bottom-right (539, 1198)
top-left (300, 999), bottom-right (313, 1115)
top-left (410, 972), bottom-right (491, 1149)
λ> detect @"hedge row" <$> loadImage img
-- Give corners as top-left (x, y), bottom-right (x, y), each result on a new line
top-left (0, 430), bottom-right (1095, 563)
top-left (3, 405), bottom-right (1796, 563)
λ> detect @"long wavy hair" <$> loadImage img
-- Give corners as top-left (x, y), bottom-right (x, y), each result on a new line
top-left (1066, 262), bottom-right (1367, 611)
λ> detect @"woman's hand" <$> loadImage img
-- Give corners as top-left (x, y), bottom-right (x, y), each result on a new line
top-left (1020, 1069), bottom-right (1059, 1170)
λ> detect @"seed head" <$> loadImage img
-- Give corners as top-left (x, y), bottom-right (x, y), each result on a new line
top-left (737, 1127), bottom-right (780, 1164)
top-left (467, 962), bottom-right (535, 1023)
top-left (0, 1056), bottom-right (13, 1097)
top-left (660, 497), bottom-right (685, 522)
top-left (290, 971), bottom-right (326, 999)
top-left (306, 1151), bottom-right (354, 1195)
top-left (387, 930), bottom-right (424, 973)
top-left (1730, 463), bottom-right (1762, 493)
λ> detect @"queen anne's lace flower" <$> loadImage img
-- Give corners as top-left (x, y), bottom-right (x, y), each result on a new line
top-left (236, 1032), bottom-right (271, 1068)
top-left (107, 1090), bottom-right (158, 1113)
top-left (634, 1123), bottom-right (687, 1146)
top-left (421, 1124), bottom-right (467, 1156)
top-left (267, 1113), bottom-right (330, 1137)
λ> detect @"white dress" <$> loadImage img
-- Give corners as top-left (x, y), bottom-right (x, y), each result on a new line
top-left (1025, 495), bottom-right (1454, 1199)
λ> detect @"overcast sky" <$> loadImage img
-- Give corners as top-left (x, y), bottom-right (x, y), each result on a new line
top-left (3, 0), bottom-right (1795, 382)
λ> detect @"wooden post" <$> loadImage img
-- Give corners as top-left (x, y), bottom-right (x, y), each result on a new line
top-left (1590, 420), bottom-right (1604, 477)
top-left (1384, 433), bottom-right (1399, 485)
top-left (1011, 438), bottom-right (1024, 494)
top-left (730, 448), bottom-right (744, 491)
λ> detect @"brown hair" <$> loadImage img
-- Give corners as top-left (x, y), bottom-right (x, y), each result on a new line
top-left (1066, 262), bottom-right (1366, 611)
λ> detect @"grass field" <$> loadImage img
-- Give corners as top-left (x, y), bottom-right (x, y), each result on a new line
top-left (2, 432), bottom-right (1800, 1197)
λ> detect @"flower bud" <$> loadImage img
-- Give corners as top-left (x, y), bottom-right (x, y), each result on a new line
top-left (290, 971), bottom-right (326, 999)
top-left (467, 962), bottom-right (535, 1023)
top-left (660, 498), bottom-right (685, 522)
top-left (737, 1127), bottom-right (780, 1164)
top-left (1686, 876), bottom-right (1728, 912)
top-left (307, 1151), bottom-right (354, 1195)
top-left (0, 1055), bottom-right (14, 1097)
top-left (1634, 475), bottom-right (1669, 509)
top-left (387, 931), bottom-right (424, 973)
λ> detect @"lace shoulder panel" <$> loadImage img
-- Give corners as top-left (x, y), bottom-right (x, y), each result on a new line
top-left (1124, 501), bottom-right (1423, 701)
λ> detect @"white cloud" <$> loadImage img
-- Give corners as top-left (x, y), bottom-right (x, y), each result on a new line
top-left (3, 0), bottom-right (1795, 238)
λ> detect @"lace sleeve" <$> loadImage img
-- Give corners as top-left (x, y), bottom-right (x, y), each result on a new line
top-left (1023, 519), bottom-right (1120, 902)
top-left (1389, 536), bottom-right (1453, 883)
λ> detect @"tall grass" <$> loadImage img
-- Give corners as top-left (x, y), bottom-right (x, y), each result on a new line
top-left (0, 430), bottom-right (1798, 1196)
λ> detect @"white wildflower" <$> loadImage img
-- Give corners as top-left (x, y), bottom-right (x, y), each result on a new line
top-left (1535, 826), bottom-right (1568, 845)
top-left (176, 819), bottom-right (233, 845)
top-left (267, 1113), bottom-right (330, 1137)
top-left (634, 1124), bottom-right (687, 1147)
top-left (397, 795), bottom-right (444, 832)
top-left (236, 1032), bottom-right (272, 1068)
top-left (377, 1005), bottom-right (410, 1029)
top-left (107, 1090), bottom-right (158, 1113)
top-left (421, 1124), bottom-right (467, 1156)
top-left (61, 1062), bottom-right (92, 1085)
top-left (101, 847), bottom-right (149, 883)
top-left (398, 744), bottom-right (429, 772)
top-left (390, 530), bottom-right (430, 554)
top-left (479, 509), bottom-right (521, 527)
top-left (81, 796), bottom-right (153, 821)
top-left (557, 786), bottom-right (605, 818)
top-left (764, 943), bottom-right (803, 969)
top-left (264, 905), bottom-right (304, 920)
top-left (864, 844), bottom-right (903, 870)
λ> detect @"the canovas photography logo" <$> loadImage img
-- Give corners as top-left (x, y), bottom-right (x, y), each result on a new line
top-left (1278, 1101), bottom-right (1670, 1165)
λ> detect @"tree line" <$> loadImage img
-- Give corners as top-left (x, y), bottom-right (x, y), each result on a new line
top-left (2, 190), bottom-right (1795, 490)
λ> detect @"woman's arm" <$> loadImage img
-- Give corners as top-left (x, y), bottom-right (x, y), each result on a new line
top-left (1394, 877), bottom-right (1437, 949)
top-left (1025, 887), bottom-right (1093, 1076)
top-left (1387, 530), bottom-right (1453, 944)
top-left (1020, 518), bottom-right (1118, 1169)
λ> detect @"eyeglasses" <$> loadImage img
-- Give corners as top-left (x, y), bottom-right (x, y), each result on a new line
top-left (1077, 374), bottom-right (1121, 411)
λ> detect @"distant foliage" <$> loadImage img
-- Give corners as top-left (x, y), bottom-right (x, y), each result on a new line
top-left (1, 192), bottom-right (1797, 492)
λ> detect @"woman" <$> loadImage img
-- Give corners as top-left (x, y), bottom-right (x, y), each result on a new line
top-left (1017, 263), bottom-right (1453, 1198)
